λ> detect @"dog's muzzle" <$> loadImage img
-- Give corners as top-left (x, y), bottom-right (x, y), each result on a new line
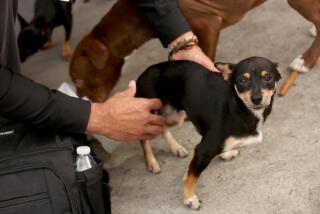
top-left (251, 94), bottom-right (262, 105)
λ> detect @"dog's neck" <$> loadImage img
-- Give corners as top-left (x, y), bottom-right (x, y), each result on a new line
top-left (92, 0), bottom-right (155, 58)
top-left (249, 108), bottom-right (264, 132)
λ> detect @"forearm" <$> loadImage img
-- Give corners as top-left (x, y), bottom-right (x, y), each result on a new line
top-left (0, 66), bottom-right (90, 134)
top-left (130, 0), bottom-right (191, 47)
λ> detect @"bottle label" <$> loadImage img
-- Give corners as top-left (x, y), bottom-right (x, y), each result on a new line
top-left (77, 156), bottom-right (92, 172)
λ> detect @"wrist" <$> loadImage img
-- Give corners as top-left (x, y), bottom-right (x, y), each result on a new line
top-left (86, 102), bottom-right (103, 134)
top-left (168, 31), bottom-right (195, 49)
top-left (168, 32), bottom-right (199, 61)
top-left (169, 45), bottom-right (199, 61)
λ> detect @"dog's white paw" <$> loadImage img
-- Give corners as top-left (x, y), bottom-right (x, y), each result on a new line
top-left (146, 159), bottom-right (161, 174)
top-left (219, 150), bottom-right (240, 161)
top-left (309, 25), bottom-right (317, 37)
top-left (289, 55), bottom-right (309, 73)
top-left (183, 195), bottom-right (201, 210)
top-left (170, 144), bottom-right (189, 158)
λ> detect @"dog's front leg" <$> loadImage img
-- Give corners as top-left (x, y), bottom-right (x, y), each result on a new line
top-left (288, 0), bottom-right (320, 70)
top-left (183, 131), bottom-right (222, 210)
top-left (189, 15), bottom-right (222, 60)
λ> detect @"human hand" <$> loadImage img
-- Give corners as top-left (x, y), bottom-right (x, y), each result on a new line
top-left (170, 45), bottom-right (219, 72)
top-left (168, 32), bottom-right (219, 72)
top-left (86, 81), bottom-right (165, 141)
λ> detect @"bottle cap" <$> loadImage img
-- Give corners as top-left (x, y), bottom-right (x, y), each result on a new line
top-left (76, 146), bottom-right (91, 155)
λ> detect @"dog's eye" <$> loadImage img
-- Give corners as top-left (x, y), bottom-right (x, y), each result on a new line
top-left (263, 75), bottom-right (272, 82)
top-left (239, 78), bottom-right (248, 83)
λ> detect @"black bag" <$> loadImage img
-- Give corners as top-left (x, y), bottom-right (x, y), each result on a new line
top-left (0, 123), bottom-right (111, 214)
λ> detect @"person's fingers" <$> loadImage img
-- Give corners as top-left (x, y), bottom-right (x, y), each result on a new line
top-left (140, 134), bottom-right (156, 141)
top-left (204, 60), bottom-right (220, 73)
top-left (145, 125), bottom-right (163, 136)
top-left (117, 80), bottom-right (136, 97)
top-left (117, 133), bottom-right (139, 142)
top-left (148, 114), bottom-right (165, 126)
top-left (212, 66), bottom-right (220, 73)
top-left (201, 58), bottom-right (219, 72)
top-left (145, 98), bottom-right (163, 110)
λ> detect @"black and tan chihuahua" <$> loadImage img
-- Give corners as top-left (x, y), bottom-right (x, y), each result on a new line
top-left (135, 56), bottom-right (281, 210)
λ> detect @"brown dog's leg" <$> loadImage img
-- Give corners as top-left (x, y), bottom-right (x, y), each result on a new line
top-left (301, 24), bottom-right (320, 68)
top-left (288, 0), bottom-right (320, 69)
top-left (189, 15), bottom-right (222, 60)
top-left (140, 140), bottom-right (161, 174)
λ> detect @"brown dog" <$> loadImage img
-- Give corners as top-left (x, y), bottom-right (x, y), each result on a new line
top-left (69, 0), bottom-right (154, 102)
top-left (70, 0), bottom-right (319, 102)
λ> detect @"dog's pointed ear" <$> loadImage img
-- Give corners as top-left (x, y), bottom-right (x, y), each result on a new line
top-left (17, 14), bottom-right (29, 29)
top-left (82, 38), bottom-right (109, 70)
top-left (34, 17), bottom-right (46, 28)
top-left (273, 62), bottom-right (282, 81)
top-left (215, 62), bottom-right (236, 80)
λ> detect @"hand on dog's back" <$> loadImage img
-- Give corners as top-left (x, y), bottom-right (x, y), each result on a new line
top-left (171, 45), bottom-right (219, 72)
top-left (86, 81), bottom-right (165, 141)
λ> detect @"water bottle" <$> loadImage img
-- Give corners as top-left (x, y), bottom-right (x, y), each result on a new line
top-left (75, 146), bottom-right (96, 172)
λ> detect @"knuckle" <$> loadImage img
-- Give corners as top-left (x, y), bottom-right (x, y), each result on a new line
top-left (158, 116), bottom-right (165, 124)
top-left (145, 113), bottom-right (152, 121)
top-left (141, 127), bottom-right (148, 135)
top-left (114, 92), bottom-right (123, 98)
top-left (153, 128), bottom-right (161, 135)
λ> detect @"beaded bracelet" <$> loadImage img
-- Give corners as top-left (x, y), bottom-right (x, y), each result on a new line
top-left (168, 35), bottom-right (199, 60)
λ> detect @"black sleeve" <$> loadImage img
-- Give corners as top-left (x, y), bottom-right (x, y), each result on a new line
top-left (130, 0), bottom-right (191, 47)
top-left (0, 66), bottom-right (91, 134)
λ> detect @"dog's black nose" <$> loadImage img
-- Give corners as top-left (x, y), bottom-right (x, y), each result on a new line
top-left (251, 94), bottom-right (262, 105)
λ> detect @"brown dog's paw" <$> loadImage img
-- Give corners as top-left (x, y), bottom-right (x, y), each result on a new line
top-left (183, 195), bottom-right (201, 210)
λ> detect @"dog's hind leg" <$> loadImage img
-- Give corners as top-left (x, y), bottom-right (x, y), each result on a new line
top-left (183, 130), bottom-right (222, 210)
top-left (140, 140), bottom-right (161, 174)
top-left (161, 107), bottom-right (189, 158)
top-left (163, 127), bottom-right (189, 158)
